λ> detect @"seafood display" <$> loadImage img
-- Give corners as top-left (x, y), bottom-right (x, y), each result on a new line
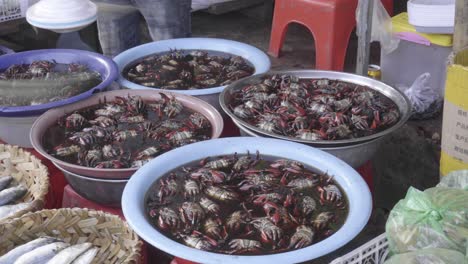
top-left (0, 237), bottom-right (98, 264)
top-left (145, 152), bottom-right (348, 255)
top-left (124, 49), bottom-right (255, 90)
top-left (43, 94), bottom-right (212, 169)
top-left (0, 61), bottom-right (102, 107)
top-left (0, 175), bottom-right (29, 220)
top-left (228, 74), bottom-right (401, 140)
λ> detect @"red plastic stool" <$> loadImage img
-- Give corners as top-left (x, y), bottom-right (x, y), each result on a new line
top-left (268, 0), bottom-right (393, 71)
top-left (62, 185), bottom-right (148, 264)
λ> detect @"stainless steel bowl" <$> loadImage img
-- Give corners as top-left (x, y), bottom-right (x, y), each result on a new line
top-left (233, 119), bottom-right (382, 168)
top-left (220, 70), bottom-right (411, 147)
top-left (54, 162), bottom-right (127, 207)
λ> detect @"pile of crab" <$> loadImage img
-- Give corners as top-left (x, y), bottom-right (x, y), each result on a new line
top-left (124, 49), bottom-right (254, 90)
top-left (0, 61), bottom-right (101, 106)
top-left (229, 74), bottom-right (400, 140)
top-left (44, 94), bottom-right (212, 169)
top-left (146, 152), bottom-right (348, 255)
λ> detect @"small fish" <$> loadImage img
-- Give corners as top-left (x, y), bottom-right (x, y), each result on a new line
top-left (0, 185), bottom-right (27, 206)
top-left (13, 242), bottom-right (69, 264)
top-left (47, 243), bottom-right (93, 264)
top-left (0, 202), bottom-right (31, 220)
top-left (70, 247), bottom-right (99, 264)
top-left (0, 237), bottom-right (60, 263)
top-left (0, 176), bottom-right (13, 191)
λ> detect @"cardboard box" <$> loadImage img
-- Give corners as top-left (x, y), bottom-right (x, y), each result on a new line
top-left (440, 48), bottom-right (468, 176)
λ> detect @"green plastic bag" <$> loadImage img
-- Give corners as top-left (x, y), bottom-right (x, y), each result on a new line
top-left (386, 187), bottom-right (468, 254)
top-left (383, 248), bottom-right (467, 264)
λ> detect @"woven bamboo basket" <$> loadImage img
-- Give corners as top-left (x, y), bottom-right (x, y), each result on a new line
top-left (0, 208), bottom-right (142, 263)
top-left (0, 144), bottom-right (49, 221)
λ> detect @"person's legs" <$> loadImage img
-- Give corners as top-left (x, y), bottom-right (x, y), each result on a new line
top-left (92, 0), bottom-right (141, 57)
top-left (133, 0), bottom-right (192, 41)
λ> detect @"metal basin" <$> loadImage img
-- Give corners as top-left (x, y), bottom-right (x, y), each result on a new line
top-left (220, 70), bottom-right (411, 147)
top-left (54, 162), bottom-right (127, 207)
top-left (234, 119), bottom-right (382, 168)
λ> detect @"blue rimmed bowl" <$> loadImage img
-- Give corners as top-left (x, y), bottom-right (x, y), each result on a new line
top-left (122, 137), bottom-right (372, 264)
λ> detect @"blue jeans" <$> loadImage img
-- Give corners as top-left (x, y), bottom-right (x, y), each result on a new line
top-left (94, 0), bottom-right (191, 56)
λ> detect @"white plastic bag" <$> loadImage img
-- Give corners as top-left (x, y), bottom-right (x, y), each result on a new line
top-left (356, 0), bottom-right (400, 54)
top-left (437, 170), bottom-right (468, 190)
top-left (397, 72), bottom-right (441, 114)
top-left (383, 248), bottom-right (466, 264)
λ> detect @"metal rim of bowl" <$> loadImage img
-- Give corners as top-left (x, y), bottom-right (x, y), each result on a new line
top-left (219, 70), bottom-right (412, 146)
top-left (232, 118), bottom-right (383, 151)
top-left (30, 89), bottom-right (224, 177)
top-left (113, 37), bottom-right (271, 96)
top-left (53, 162), bottom-right (128, 182)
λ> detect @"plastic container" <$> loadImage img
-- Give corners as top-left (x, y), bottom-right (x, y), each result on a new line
top-left (113, 38), bottom-right (271, 111)
top-left (122, 137), bottom-right (372, 264)
top-left (26, 0), bottom-right (97, 33)
top-left (408, 0), bottom-right (455, 34)
top-left (381, 13), bottom-right (453, 98)
top-left (0, 0), bottom-right (29, 22)
top-left (0, 49), bottom-right (118, 147)
top-left (330, 233), bottom-right (389, 264)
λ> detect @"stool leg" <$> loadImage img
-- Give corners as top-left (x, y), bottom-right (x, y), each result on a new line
top-left (314, 19), bottom-right (354, 71)
top-left (267, 2), bottom-right (289, 58)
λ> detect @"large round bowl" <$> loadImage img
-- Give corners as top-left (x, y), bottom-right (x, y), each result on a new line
top-left (54, 162), bottom-right (126, 207)
top-left (122, 137), bottom-right (372, 264)
top-left (220, 70), bottom-right (411, 147)
top-left (30, 89), bottom-right (224, 179)
top-left (113, 38), bottom-right (271, 110)
top-left (0, 49), bottom-right (118, 117)
top-left (234, 118), bottom-right (383, 168)
top-left (0, 49), bottom-right (118, 147)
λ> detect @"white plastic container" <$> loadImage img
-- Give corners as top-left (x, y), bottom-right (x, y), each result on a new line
top-left (381, 13), bottom-right (453, 98)
top-left (408, 0), bottom-right (455, 33)
top-left (0, 115), bottom-right (39, 147)
top-left (330, 233), bottom-right (389, 264)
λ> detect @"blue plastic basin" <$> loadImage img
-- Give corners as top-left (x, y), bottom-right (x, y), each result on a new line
top-left (0, 49), bottom-right (118, 117)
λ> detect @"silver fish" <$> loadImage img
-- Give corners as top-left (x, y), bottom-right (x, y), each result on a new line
top-left (0, 202), bottom-right (31, 220)
top-left (0, 176), bottom-right (13, 191)
top-left (70, 247), bottom-right (99, 264)
top-left (47, 243), bottom-right (93, 264)
top-left (13, 242), bottom-right (69, 264)
top-left (0, 237), bottom-right (60, 263)
top-left (0, 185), bottom-right (27, 206)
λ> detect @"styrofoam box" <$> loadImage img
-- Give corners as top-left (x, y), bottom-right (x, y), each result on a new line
top-left (381, 39), bottom-right (452, 98)
top-left (408, 0), bottom-right (455, 28)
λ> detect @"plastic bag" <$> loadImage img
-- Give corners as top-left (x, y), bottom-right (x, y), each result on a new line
top-left (383, 248), bottom-right (466, 264)
top-left (356, 0), bottom-right (400, 54)
top-left (386, 187), bottom-right (468, 254)
top-left (437, 170), bottom-right (468, 190)
top-left (397, 73), bottom-right (442, 115)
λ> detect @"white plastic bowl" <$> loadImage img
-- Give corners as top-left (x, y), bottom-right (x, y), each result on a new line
top-left (122, 137), bottom-right (372, 264)
top-left (113, 38), bottom-right (271, 110)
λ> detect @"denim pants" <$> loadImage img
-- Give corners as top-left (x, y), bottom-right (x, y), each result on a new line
top-left (94, 0), bottom-right (191, 57)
